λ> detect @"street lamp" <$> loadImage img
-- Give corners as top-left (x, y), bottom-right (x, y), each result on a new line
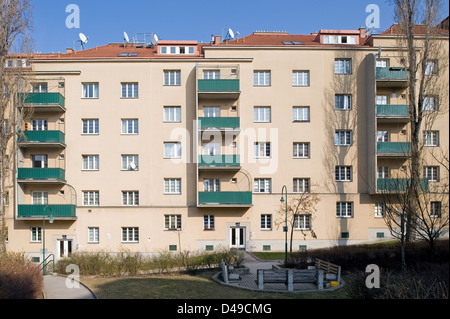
top-left (43, 206), bottom-right (54, 275)
top-left (280, 185), bottom-right (288, 266)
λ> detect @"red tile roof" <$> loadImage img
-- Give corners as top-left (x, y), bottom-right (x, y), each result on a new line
top-left (380, 23), bottom-right (449, 36)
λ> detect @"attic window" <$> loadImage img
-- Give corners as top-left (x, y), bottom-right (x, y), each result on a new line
top-left (282, 41), bottom-right (302, 45)
top-left (118, 52), bottom-right (139, 57)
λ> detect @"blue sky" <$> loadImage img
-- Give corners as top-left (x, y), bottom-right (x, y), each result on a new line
top-left (31, 0), bottom-right (449, 53)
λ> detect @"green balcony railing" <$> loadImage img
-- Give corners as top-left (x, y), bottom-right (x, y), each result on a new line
top-left (19, 131), bottom-right (66, 145)
top-left (18, 92), bottom-right (65, 109)
top-left (18, 168), bottom-right (66, 182)
top-left (376, 67), bottom-right (409, 81)
top-left (198, 117), bottom-right (240, 129)
top-left (18, 205), bottom-right (76, 218)
top-left (377, 178), bottom-right (429, 192)
top-left (198, 191), bottom-right (252, 206)
top-left (198, 79), bottom-right (240, 92)
top-left (199, 155), bottom-right (240, 167)
top-left (377, 142), bottom-right (411, 155)
top-left (377, 104), bottom-right (409, 118)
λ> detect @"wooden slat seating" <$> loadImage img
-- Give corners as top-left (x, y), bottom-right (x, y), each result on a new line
top-left (314, 258), bottom-right (341, 283)
top-left (257, 268), bottom-right (323, 292)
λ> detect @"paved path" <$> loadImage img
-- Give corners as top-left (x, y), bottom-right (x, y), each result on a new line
top-left (43, 275), bottom-right (97, 299)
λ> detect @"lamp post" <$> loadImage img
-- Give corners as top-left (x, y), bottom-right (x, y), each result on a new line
top-left (42, 206), bottom-right (54, 275)
top-left (280, 185), bottom-right (288, 266)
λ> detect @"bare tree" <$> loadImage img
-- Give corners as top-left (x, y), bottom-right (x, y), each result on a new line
top-left (0, 0), bottom-right (33, 252)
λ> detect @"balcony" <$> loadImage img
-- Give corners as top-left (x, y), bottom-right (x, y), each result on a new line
top-left (18, 92), bottom-right (65, 111)
top-left (377, 142), bottom-right (411, 157)
top-left (376, 67), bottom-right (409, 87)
top-left (18, 168), bottom-right (66, 183)
top-left (18, 131), bottom-right (66, 147)
top-left (377, 178), bottom-right (429, 192)
top-left (18, 205), bottom-right (76, 220)
top-left (199, 155), bottom-right (240, 169)
top-left (198, 117), bottom-right (240, 130)
top-left (377, 104), bottom-right (409, 121)
top-left (198, 191), bottom-right (252, 207)
top-left (198, 79), bottom-right (240, 99)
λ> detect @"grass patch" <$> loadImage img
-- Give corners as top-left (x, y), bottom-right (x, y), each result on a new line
top-left (251, 252), bottom-right (285, 260)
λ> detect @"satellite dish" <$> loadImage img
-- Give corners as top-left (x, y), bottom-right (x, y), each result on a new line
top-left (228, 28), bottom-right (235, 39)
top-left (124, 32), bottom-right (130, 43)
top-left (78, 33), bottom-right (88, 49)
top-left (150, 33), bottom-right (158, 46)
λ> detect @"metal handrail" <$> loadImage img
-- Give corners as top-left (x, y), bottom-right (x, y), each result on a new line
top-left (39, 254), bottom-right (55, 275)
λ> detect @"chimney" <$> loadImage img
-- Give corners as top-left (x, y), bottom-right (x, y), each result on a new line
top-left (66, 48), bottom-right (74, 54)
top-left (214, 35), bottom-right (221, 44)
top-left (359, 27), bottom-right (366, 38)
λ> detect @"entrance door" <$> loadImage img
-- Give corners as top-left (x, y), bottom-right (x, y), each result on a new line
top-left (58, 240), bottom-right (72, 259)
top-left (230, 227), bottom-right (246, 249)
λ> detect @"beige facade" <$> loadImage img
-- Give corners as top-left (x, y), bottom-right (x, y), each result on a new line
top-left (4, 26), bottom-right (448, 262)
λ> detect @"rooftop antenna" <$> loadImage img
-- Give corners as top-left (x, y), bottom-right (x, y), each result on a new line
top-left (223, 28), bottom-right (239, 42)
top-left (79, 33), bottom-right (89, 50)
top-left (124, 31), bottom-right (130, 48)
top-left (150, 33), bottom-right (158, 47)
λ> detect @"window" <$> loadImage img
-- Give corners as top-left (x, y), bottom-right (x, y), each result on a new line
top-left (261, 214), bottom-right (272, 230)
top-left (424, 166), bottom-right (439, 182)
top-left (293, 178), bottom-right (310, 193)
top-left (122, 191), bottom-right (139, 206)
top-left (335, 166), bottom-right (352, 182)
top-left (121, 83), bottom-right (138, 98)
top-left (425, 60), bottom-right (437, 75)
top-left (31, 120), bottom-right (48, 131)
top-left (423, 131), bottom-right (439, 146)
top-left (121, 119), bottom-right (139, 135)
top-left (32, 192), bottom-right (48, 205)
top-left (82, 83), bottom-right (99, 99)
top-left (31, 227), bottom-right (41, 242)
top-left (203, 143), bottom-right (221, 155)
top-left (376, 60), bottom-right (389, 68)
top-left (423, 96), bottom-right (438, 111)
top-left (32, 155), bottom-right (48, 168)
top-left (375, 203), bottom-right (385, 218)
top-left (203, 179), bottom-right (220, 192)
top-left (164, 107), bottom-right (181, 122)
top-left (32, 82), bottom-right (48, 93)
top-left (292, 71), bottom-right (310, 87)
top-left (122, 227), bottom-right (139, 242)
top-left (82, 155), bottom-right (99, 171)
top-left (83, 191), bottom-right (99, 206)
top-left (88, 227), bottom-right (99, 243)
top-left (293, 107), bottom-right (310, 122)
top-left (203, 107), bottom-right (220, 117)
top-left (164, 142), bottom-right (181, 158)
top-left (430, 202), bottom-right (441, 218)
top-left (335, 95), bottom-right (352, 110)
top-left (335, 130), bottom-right (352, 146)
top-left (254, 178), bottom-right (271, 193)
top-left (294, 215), bottom-right (311, 230)
top-left (376, 95), bottom-right (388, 105)
top-left (204, 215), bottom-right (215, 230)
top-left (377, 131), bottom-right (389, 142)
top-left (203, 70), bottom-right (220, 79)
top-left (82, 119), bottom-right (99, 135)
top-left (254, 71), bottom-right (271, 86)
top-left (165, 179), bottom-right (182, 194)
top-left (254, 107), bottom-right (271, 123)
top-left (377, 166), bottom-right (389, 179)
top-left (165, 215), bottom-right (181, 230)
top-left (254, 142), bottom-right (271, 158)
top-left (293, 143), bottom-right (310, 158)
top-left (335, 59), bottom-right (351, 74)
top-left (122, 155), bottom-right (139, 171)
top-left (336, 202), bottom-right (353, 218)
top-left (164, 70), bottom-right (181, 86)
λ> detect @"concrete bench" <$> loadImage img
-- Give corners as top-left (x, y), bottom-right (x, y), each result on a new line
top-left (257, 268), bottom-right (324, 292)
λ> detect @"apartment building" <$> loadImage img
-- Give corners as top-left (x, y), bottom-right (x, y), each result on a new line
top-left (3, 23), bottom-right (448, 262)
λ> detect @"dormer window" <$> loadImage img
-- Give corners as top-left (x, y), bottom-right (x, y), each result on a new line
top-left (323, 35), bottom-right (357, 45)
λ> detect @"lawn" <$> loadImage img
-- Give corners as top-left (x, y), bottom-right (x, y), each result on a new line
top-left (81, 270), bottom-right (349, 299)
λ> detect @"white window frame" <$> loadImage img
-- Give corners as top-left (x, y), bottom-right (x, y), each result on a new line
top-left (203, 107), bottom-right (220, 118)
top-left (425, 60), bottom-right (437, 76)
top-left (293, 142), bottom-right (310, 159)
top-left (164, 106), bottom-right (181, 123)
top-left (164, 142), bottom-right (182, 159)
top-left (261, 214), bottom-right (272, 230)
top-left (335, 130), bottom-right (352, 146)
top-left (82, 83), bottom-right (99, 99)
top-left (254, 107), bottom-right (271, 123)
top-left (335, 94), bottom-right (352, 110)
top-left (122, 155), bottom-right (139, 171)
top-left (424, 166), bottom-right (439, 182)
top-left (254, 142), bottom-right (271, 158)
top-left (83, 191), bottom-right (99, 206)
top-left (423, 96), bottom-right (438, 111)
top-left (121, 119), bottom-right (139, 135)
top-left (292, 71), bottom-right (310, 87)
top-left (203, 142), bottom-right (221, 156)
top-left (254, 178), bottom-right (271, 193)
top-left (122, 191), bottom-right (139, 206)
top-left (254, 71), bottom-right (271, 86)
top-left (165, 215), bottom-right (182, 230)
top-left (377, 166), bottom-right (389, 179)
top-left (165, 178), bottom-right (182, 194)
top-left (374, 203), bottom-right (385, 218)
top-left (292, 107), bottom-right (310, 122)
top-left (164, 70), bottom-right (181, 86)
top-left (121, 83), bottom-right (139, 98)
top-left (82, 155), bottom-right (99, 171)
top-left (31, 227), bottom-right (42, 242)
top-left (335, 166), bottom-right (352, 182)
top-left (377, 131), bottom-right (389, 142)
top-left (31, 120), bottom-right (48, 131)
top-left (203, 179), bottom-right (220, 192)
top-left (82, 119), bottom-right (99, 135)
top-left (122, 227), bottom-right (139, 243)
top-left (293, 178), bottom-right (310, 193)
top-left (376, 95), bottom-right (388, 105)
top-left (423, 131), bottom-right (439, 147)
top-left (203, 70), bottom-right (220, 79)
top-left (88, 227), bottom-right (99, 243)
top-left (294, 215), bottom-right (311, 230)
top-left (430, 202), bottom-right (441, 218)
top-left (32, 191), bottom-right (48, 205)
top-left (336, 202), bottom-right (353, 218)
top-left (334, 59), bottom-right (352, 74)
top-left (204, 215), bottom-right (215, 230)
